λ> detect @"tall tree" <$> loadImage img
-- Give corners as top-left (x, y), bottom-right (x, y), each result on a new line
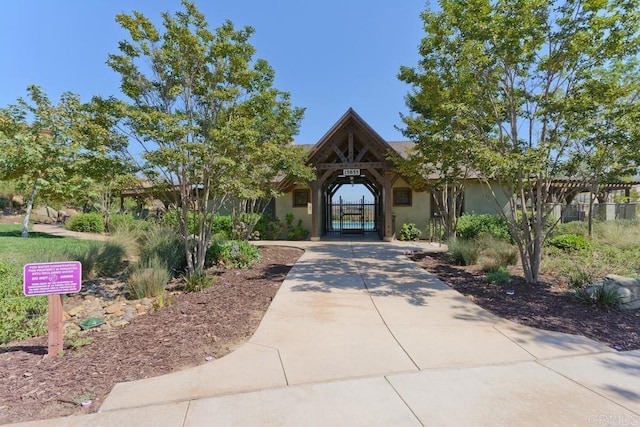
top-left (0, 86), bottom-right (132, 237)
top-left (108, 1), bottom-right (311, 277)
top-left (401, 0), bottom-right (640, 283)
top-left (563, 61), bottom-right (640, 235)
top-left (69, 96), bottom-right (140, 231)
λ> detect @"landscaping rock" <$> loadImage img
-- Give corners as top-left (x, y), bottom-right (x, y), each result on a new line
top-left (67, 305), bottom-right (85, 317)
top-left (59, 275), bottom-right (166, 340)
top-left (586, 274), bottom-right (640, 310)
top-left (105, 303), bottom-right (122, 314)
top-left (31, 206), bottom-right (59, 223)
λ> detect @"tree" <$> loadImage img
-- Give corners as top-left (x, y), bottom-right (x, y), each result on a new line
top-left (107, 1), bottom-right (312, 277)
top-left (397, 29), bottom-right (485, 239)
top-left (0, 86), bottom-right (133, 237)
top-left (401, 0), bottom-right (640, 283)
top-left (0, 179), bottom-right (19, 211)
top-left (563, 62), bottom-right (640, 235)
top-left (68, 96), bottom-right (140, 232)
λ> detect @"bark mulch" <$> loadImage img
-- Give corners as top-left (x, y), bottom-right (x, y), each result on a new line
top-left (0, 246), bottom-right (303, 425)
top-left (410, 251), bottom-right (640, 352)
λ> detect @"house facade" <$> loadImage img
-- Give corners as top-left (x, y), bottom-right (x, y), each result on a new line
top-left (273, 109), bottom-right (507, 241)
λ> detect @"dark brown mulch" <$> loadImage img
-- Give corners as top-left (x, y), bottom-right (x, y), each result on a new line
top-left (0, 246), bottom-right (303, 425)
top-left (410, 251), bottom-right (640, 352)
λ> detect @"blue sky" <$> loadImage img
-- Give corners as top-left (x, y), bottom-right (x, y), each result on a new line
top-left (0, 0), bottom-right (426, 146)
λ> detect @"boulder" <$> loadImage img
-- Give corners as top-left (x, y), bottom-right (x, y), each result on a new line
top-left (31, 206), bottom-right (59, 223)
top-left (586, 274), bottom-right (640, 310)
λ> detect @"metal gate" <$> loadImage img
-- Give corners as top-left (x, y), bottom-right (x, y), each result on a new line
top-left (326, 196), bottom-right (378, 236)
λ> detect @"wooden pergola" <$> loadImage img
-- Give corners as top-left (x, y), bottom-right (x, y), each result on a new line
top-left (304, 108), bottom-right (404, 240)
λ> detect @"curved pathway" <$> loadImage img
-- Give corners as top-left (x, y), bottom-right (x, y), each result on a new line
top-left (32, 224), bottom-right (108, 241)
top-left (14, 240), bottom-right (640, 426)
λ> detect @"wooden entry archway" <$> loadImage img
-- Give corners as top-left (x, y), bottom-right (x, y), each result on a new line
top-left (306, 109), bottom-right (401, 241)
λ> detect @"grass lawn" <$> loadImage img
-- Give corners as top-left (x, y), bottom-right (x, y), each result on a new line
top-left (0, 224), bottom-right (98, 265)
top-left (0, 224), bottom-right (112, 345)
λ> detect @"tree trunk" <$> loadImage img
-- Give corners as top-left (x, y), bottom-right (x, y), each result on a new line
top-left (22, 186), bottom-right (38, 238)
top-left (587, 183), bottom-right (596, 237)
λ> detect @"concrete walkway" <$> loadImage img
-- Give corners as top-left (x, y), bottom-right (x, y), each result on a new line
top-left (11, 240), bottom-right (640, 426)
top-left (32, 224), bottom-right (108, 241)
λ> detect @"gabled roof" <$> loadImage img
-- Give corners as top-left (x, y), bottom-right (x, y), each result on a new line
top-left (387, 141), bottom-right (415, 159)
top-left (306, 108), bottom-right (398, 165)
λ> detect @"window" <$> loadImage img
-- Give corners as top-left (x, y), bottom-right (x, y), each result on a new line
top-left (393, 188), bottom-right (412, 206)
top-left (293, 189), bottom-right (310, 207)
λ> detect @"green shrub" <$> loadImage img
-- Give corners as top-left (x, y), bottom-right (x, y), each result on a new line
top-left (574, 285), bottom-right (622, 309)
top-left (213, 215), bottom-right (233, 238)
top-left (285, 214), bottom-right (309, 240)
top-left (139, 227), bottom-right (187, 276)
top-left (547, 234), bottom-right (591, 252)
top-left (568, 268), bottom-right (594, 288)
top-left (447, 238), bottom-right (478, 266)
top-left (107, 229), bottom-right (141, 260)
top-left (553, 221), bottom-right (588, 237)
top-left (108, 214), bottom-right (152, 237)
top-left (65, 213), bottom-right (105, 233)
top-left (258, 215), bottom-right (284, 240)
top-left (183, 271), bottom-right (215, 292)
top-left (0, 260), bottom-right (48, 344)
top-left (206, 239), bottom-right (261, 269)
top-left (476, 235), bottom-right (519, 272)
top-left (232, 213), bottom-right (261, 240)
top-left (74, 242), bottom-right (127, 279)
top-left (127, 257), bottom-right (171, 299)
top-left (541, 248), bottom-right (599, 287)
top-left (456, 213), bottom-right (511, 241)
top-left (161, 210), bottom-right (233, 238)
top-left (398, 223), bottom-right (422, 241)
top-left (486, 266), bottom-right (510, 284)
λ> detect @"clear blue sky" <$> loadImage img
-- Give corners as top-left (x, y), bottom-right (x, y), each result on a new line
top-left (0, 0), bottom-right (426, 145)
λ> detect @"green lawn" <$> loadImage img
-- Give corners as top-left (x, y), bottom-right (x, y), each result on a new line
top-left (0, 223), bottom-right (116, 345)
top-left (0, 224), bottom-right (98, 265)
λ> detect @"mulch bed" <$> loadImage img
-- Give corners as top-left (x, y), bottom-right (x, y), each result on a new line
top-left (0, 246), bottom-right (303, 425)
top-left (410, 251), bottom-right (640, 352)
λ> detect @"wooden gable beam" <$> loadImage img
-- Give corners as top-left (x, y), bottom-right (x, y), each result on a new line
top-left (354, 146), bottom-right (369, 162)
top-left (333, 145), bottom-right (349, 163)
top-left (316, 161), bottom-right (390, 170)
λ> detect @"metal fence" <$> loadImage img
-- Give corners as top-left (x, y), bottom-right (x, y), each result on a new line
top-left (548, 203), bottom-right (637, 222)
top-left (327, 197), bottom-right (377, 236)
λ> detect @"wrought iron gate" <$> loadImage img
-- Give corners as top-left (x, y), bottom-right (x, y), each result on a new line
top-left (326, 196), bottom-right (378, 236)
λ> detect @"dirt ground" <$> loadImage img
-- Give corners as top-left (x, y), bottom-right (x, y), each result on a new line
top-left (1, 238), bottom-right (639, 425)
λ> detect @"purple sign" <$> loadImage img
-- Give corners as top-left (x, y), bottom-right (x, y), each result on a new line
top-left (23, 261), bottom-right (82, 296)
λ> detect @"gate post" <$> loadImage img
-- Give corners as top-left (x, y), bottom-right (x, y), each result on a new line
top-left (310, 181), bottom-right (320, 241)
top-left (383, 177), bottom-right (394, 241)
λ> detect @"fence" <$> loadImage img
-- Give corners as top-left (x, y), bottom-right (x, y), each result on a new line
top-left (548, 203), bottom-right (637, 223)
top-left (327, 197), bottom-right (377, 236)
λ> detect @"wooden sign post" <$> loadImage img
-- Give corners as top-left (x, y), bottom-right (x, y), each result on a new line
top-left (47, 294), bottom-right (64, 355)
top-left (23, 262), bottom-right (82, 356)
